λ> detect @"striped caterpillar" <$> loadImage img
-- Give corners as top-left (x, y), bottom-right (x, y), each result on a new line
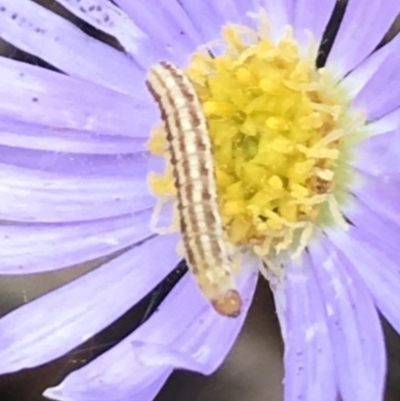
top-left (146, 62), bottom-right (242, 318)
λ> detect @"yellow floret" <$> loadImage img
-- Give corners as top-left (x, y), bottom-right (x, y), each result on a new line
top-left (148, 13), bottom-right (366, 261)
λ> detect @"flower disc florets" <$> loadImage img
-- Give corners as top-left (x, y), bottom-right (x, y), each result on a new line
top-left (149, 14), bottom-right (366, 264)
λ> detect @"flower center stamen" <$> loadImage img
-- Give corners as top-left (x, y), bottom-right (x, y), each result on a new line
top-left (148, 13), bottom-right (366, 267)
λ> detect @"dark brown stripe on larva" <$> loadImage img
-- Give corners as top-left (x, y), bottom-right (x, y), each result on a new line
top-left (151, 68), bottom-right (215, 259)
top-left (150, 66), bottom-right (219, 258)
top-left (148, 68), bottom-right (209, 267)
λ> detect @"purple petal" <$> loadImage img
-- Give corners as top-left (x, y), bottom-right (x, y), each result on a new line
top-left (113, 0), bottom-right (202, 66)
top-left (0, 209), bottom-right (152, 274)
top-left (130, 341), bottom-right (209, 372)
top-left (231, 0), bottom-right (259, 25)
top-left (351, 172), bottom-right (400, 229)
top-left (309, 232), bottom-right (386, 401)
top-left (0, 57), bottom-right (154, 137)
top-left (352, 37), bottom-right (400, 120)
top-left (173, 0), bottom-right (229, 44)
top-left (274, 253), bottom-right (336, 401)
top-left (220, 0), bottom-right (266, 28)
top-left (366, 106), bottom-right (400, 136)
top-left (352, 130), bottom-right (400, 176)
top-left (0, 145), bottom-right (148, 177)
top-left (42, 257), bottom-right (259, 401)
top-left (293, 0), bottom-right (336, 48)
top-left (0, 159), bottom-right (152, 223)
top-left (45, 360), bottom-right (171, 401)
top-left (0, 117), bottom-right (146, 154)
top-left (53, 0), bottom-right (166, 67)
top-left (173, 0), bottom-right (256, 46)
top-left (340, 33), bottom-right (400, 101)
top-left (327, 0), bottom-right (400, 79)
top-left (260, 0), bottom-right (294, 42)
top-left (0, 0), bottom-right (143, 95)
top-left (0, 234), bottom-right (180, 374)
top-left (341, 193), bottom-right (400, 256)
top-left (131, 265), bottom-right (258, 374)
top-left (338, 194), bottom-right (400, 320)
top-left (327, 226), bottom-right (400, 337)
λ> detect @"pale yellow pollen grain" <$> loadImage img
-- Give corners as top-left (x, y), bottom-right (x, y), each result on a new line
top-left (147, 125), bottom-right (167, 155)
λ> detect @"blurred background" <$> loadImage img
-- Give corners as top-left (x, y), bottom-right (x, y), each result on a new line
top-left (0, 1), bottom-right (400, 401)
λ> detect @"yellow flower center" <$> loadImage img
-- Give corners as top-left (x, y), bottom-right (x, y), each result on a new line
top-left (147, 13), bottom-right (366, 266)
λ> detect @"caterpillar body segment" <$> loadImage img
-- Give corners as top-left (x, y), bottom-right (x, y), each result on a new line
top-left (146, 62), bottom-right (242, 318)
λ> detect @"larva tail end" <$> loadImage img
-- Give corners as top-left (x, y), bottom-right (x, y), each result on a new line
top-left (211, 289), bottom-right (242, 318)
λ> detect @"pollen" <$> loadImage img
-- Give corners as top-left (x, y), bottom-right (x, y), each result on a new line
top-left (148, 11), bottom-right (366, 265)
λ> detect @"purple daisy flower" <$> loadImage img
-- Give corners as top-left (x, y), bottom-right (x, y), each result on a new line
top-left (0, 0), bottom-right (400, 401)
